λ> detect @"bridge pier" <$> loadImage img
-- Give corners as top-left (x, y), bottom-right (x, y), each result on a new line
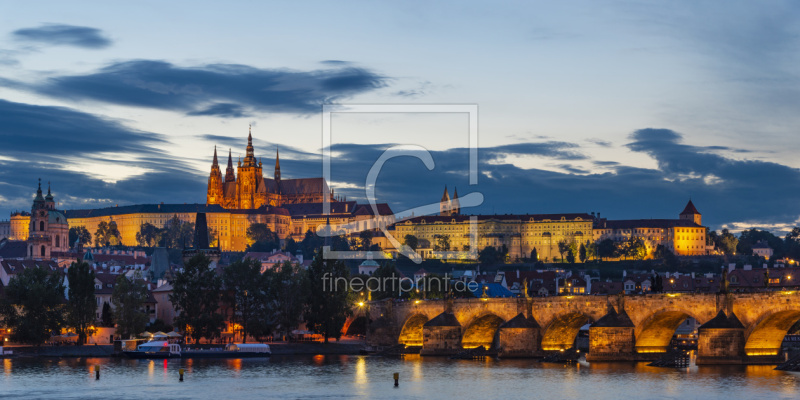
top-left (696, 310), bottom-right (745, 365)
top-left (420, 312), bottom-right (462, 356)
top-left (586, 307), bottom-right (638, 361)
top-left (497, 313), bottom-right (540, 358)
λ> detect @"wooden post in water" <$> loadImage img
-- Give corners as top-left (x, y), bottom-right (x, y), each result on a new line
top-left (393, 372), bottom-right (399, 387)
top-left (94, 365), bottom-right (99, 380)
top-left (179, 368), bottom-right (185, 382)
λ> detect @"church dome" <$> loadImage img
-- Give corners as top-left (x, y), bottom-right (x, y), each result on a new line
top-left (48, 209), bottom-right (68, 225)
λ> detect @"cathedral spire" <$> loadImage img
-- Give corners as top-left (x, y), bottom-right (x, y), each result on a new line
top-left (243, 125), bottom-right (256, 167)
top-left (274, 147), bottom-right (281, 181)
top-left (441, 185), bottom-right (450, 202)
top-left (212, 146), bottom-right (219, 166)
top-left (225, 148), bottom-right (235, 182)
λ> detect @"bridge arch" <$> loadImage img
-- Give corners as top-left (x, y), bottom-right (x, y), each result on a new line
top-left (398, 314), bottom-right (429, 346)
top-left (744, 308), bottom-right (800, 356)
top-left (541, 312), bottom-right (592, 351)
top-left (634, 308), bottom-right (701, 354)
top-left (462, 313), bottom-right (505, 349)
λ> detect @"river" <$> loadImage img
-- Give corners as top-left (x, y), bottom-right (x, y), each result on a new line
top-left (2, 355), bottom-right (799, 399)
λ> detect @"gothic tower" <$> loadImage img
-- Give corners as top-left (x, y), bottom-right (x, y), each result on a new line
top-left (236, 126), bottom-right (264, 209)
top-left (274, 147), bottom-right (281, 193)
top-left (680, 199), bottom-right (702, 225)
top-left (206, 146), bottom-right (224, 205)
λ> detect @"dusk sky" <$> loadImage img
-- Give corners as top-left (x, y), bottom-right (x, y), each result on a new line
top-left (1, 1), bottom-right (800, 233)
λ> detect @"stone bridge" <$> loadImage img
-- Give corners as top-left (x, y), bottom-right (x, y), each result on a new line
top-left (365, 291), bottom-right (800, 364)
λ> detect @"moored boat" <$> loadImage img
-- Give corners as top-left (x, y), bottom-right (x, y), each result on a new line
top-left (123, 341), bottom-right (182, 359)
top-left (181, 343), bottom-right (271, 358)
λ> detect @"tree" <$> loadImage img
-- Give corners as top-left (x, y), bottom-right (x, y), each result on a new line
top-left (69, 226), bottom-right (92, 247)
top-left (567, 242), bottom-right (578, 263)
top-left (67, 260), bottom-right (96, 345)
top-left (358, 230), bottom-right (374, 251)
top-left (101, 302), bottom-right (114, 327)
top-left (530, 248), bottom-right (538, 262)
top-left (433, 234), bottom-right (451, 261)
top-left (619, 236), bottom-right (646, 260)
top-left (404, 234), bottom-right (419, 251)
top-left (284, 237), bottom-right (300, 256)
top-left (597, 239), bottom-right (616, 259)
top-left (267, 261), bottom-right (308, 339)
top-left (478, 246), bottom-right (500, 266)
top-left (716, 229), bottom-right (739, 255)
top-left (95, 221), bottom-right (122, 247)
top-left (246, 223), bottom-right (279, 251)
top-left (170, 253), bottom-right (225, 343)
top-left (111, 275), bottom-right (148, 339)
top-left (369, 262), bottom-right (408, 300)
top-left (162, 215), bottom-right (194, 249)
top-left (304, 251), bottom-right (351, 343)
top-left (136, 222), bottom-right (163, 247)
top-left (585, 241), bottom-right (597, 261)
top-left (557, 241), bottom-right (570, 263)
top-left (1, 267), bottom-right (66, 345)
top-left (300, 229), bottom-right (324, 259)
top-left (223, 257), bottom-right (270, 343)
top-left (786, 227), bottom-right (800, 261)
top-left (579, 243), bottom-right (587, 263)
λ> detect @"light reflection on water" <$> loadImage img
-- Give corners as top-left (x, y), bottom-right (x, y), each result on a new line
top-left (0, 356), bottom-right (799, 400)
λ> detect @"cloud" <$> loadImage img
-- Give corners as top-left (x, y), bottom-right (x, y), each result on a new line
top-left (18, 60), bottom-right (386, 116)
top-left (0, 99), bottom-right (203, 215)
top-left (4, 110), bottom-right (799, 235)
top-left (317, 130), bottom-right (800, 232)
top-left (586, 138), bottom-right (612, 147)
top-left (12, 24), bottom-right (112, 49)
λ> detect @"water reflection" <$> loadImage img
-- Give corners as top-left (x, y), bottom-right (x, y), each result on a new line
top-left (1, 356), bottom-right (799, 400)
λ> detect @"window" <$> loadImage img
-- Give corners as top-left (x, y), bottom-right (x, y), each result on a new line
top-left (40, 221), bottom-right (44, 231)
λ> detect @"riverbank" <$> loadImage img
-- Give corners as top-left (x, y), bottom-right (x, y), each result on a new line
top-left (3, 342), bottom-right (365, 358)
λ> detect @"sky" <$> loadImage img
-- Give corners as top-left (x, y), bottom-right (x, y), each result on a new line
top-left (1, 1), bottom-right (800, 233)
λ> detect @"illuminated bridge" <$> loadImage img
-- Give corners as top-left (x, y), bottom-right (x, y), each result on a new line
top-left (365, 292), bottom-right (800, 364)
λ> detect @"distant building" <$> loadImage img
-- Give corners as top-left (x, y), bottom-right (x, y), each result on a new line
top-left (752, 241), bottom-right (773, 259)
top-left (592, 200), bottom-right (709, 257)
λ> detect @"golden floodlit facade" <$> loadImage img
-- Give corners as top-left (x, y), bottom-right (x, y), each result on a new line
top-left (6, 131), bottom-right (394, 253)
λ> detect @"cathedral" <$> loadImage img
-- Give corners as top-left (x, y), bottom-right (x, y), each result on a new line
top-left (206, 128), bottom-right (333, 209)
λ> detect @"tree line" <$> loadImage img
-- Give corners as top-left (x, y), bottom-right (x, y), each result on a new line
top-left (0, 250), bottom-right (355, 345)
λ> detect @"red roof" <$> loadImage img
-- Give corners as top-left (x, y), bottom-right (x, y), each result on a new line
top-left (680, 200), bottom-right (700, 215)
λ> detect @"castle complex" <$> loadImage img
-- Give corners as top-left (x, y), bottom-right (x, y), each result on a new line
top-left (0, 128), bottom-right (709, 259)
top-left (0, 130), bottom-right (393, 253)
top-left (206, 127), bottom-right (333, 209)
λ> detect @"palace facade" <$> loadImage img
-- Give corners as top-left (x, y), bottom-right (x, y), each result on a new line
top-left (386, 192), bottom-right (709, 260)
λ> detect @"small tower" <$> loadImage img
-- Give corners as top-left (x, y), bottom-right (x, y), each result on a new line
top-left (451, 187), bottom-right (460, 216)
top-left (680, 199), bottom-right (702, 225)
top-left (439, 186), bottom-right (452, 216)
top-left (206, 146), bottom-right (224, 205)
